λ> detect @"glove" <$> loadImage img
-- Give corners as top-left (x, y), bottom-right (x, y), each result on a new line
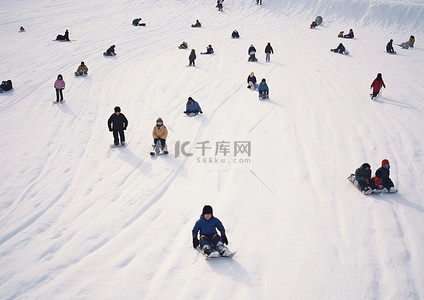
top-left (109, 129), bottom-right (113, 132)
top-left (200, 111), bottom-right (203, 114)
top-left (193, 237), bottom-right (199, 248)
top-left (221, 235), bottom-right (228, 245)
top-left (123, 127), bottom-right (127, 130)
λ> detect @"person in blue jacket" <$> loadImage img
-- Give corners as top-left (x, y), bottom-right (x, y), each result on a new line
top-left (258, 78), bottom-right (269, 99)
top-left (184, 97), bottom-right (203, 115)
top-left (192, 205), bottom-right (232, 256)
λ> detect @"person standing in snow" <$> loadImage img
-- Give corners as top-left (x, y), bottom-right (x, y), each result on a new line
top-left (370, 73), bottom-right (385, 99)
top-left (247, 72), bottom-right (257, 89)
top-left (184, 97), bottom-right (203, 115)
top-left (192, 205), bottom-right (232, 256)
top-left (189, 49), bottom-right (196, 66)
top-left (54, 74), bottom-right (65, 102)
top-left (265, 42), bottom-right (274, 62)
top-left (256, 0), bottom-right (262, 5)
top-left (386, 39), bottom-right (395, 53)
top-left (152, 117), bottom-right (168, 153)
top-left (376, 159), bottom-right (396, 192)
top-left (108, 106), bottom-right (128, 146)
top-left (258, 78), bottom-right (269, 99)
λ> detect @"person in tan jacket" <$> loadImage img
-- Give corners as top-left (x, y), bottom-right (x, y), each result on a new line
top-left (75, 61), bottom-right (88, 76)
top-left (152, 118), bottom-right (168, 154)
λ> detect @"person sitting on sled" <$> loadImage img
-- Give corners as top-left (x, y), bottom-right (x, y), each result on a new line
top-left (152, 117), bottom-right (168, 154)
top-left (184, 97), bottom-right (203, 115)
top-left (258, 78), bottom-right (269, 99)
top-left (192, 205), bottom-right (232, 257)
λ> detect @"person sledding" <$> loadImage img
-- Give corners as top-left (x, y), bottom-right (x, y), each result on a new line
top-left (231, 30), bottom-right (240, 39)
top-left (178, 41), bottom-right (188, 49)
top-left (104, 45), bottom-right (116, 56)
top-left (338, 29), bottom-right (354, 38)
top-left (152, 118), bottom-right (168, 155)
top-left (370, 73), bottom-right (385, 99)
top-left (247, 72), bottom-right (257, 90)
top-left (201, 45), bottom-right (214, 54)
top-left (310, 20), bottom-right (317, 29)
top-left (376, 159), bottom-right (397, 192)
top-left (351, 163), bottom-right (373, 194)
top-left (184, 97), bottom-right (203, 115)
top-left (331, 43), bottom-right (346, 54)
top-left (258, 78), bottom-right (269, 99)
top-left (192, 205), bottom-right (233, 258)
top-left (132, 18), bottom-right (145, 26)
top-left (248, 44), bottom-right (257, 62)
top-left (75, 61), bottom-right (88, 76)
top-left (191, 20), bottom-right (201, 27)
top-left (56, 29), bottom-right (70, 41)
top-left (19, 26), bottom-right (25, 32)
top-left (386, 39), bottom-right (395, 53)
top-left (0, 80), bottom-right (13, 93)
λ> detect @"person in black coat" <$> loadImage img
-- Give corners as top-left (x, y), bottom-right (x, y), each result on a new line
top-left (56, 29), bottom-right (70, 41)
top-left (0, 80), bottom-right (13, 93)
top-left (189, 49), bottom-right (196, 66)
top-left (265, 42), bottom-right (274, 62)
top-left (108, 106), bottom-right (128, 146)
top-left (247, 72), bottom-right (257, 89)
top-left (376, 159), bottom-right (396, 192)
top-left (331, 43), bottom-right (346, 54)
top-left (105, 45), bottom-right (116, 56)
top-left (231, 30), bottom-right (239, 38)
top-left (248, 44), bottom-right (257, 62)
top-left (386, 39), bottom-right (395, 53)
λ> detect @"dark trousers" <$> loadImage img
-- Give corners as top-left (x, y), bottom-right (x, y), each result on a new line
top-left (154, 138), bottom-right (166, 148)
top-left (200, 234), bottom-right (222, 250)
top-left (371, 91), bottom-right (379, 99)
top-left (382, 178), bottom-right (394, 190)
top-left (56, 89), bottom-right (63, 101)
top-left (189, 59), bottom-right (195, 66)
top-left (113, 130), bottom-right (125, 145)
top-left (256, 0), bottom-right (262, 4)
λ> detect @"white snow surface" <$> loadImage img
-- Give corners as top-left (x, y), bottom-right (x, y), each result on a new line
top-left (1, 0), bottom-right (424, 299)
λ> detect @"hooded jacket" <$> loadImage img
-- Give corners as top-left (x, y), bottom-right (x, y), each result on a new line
top-left (192, 215), bottom-right (226, 238)
top-left (371, 75), bottom-right (386, 93)
top-left (186, 100), bottom-right (202, 113)
top-left (354, 164), bottom-right (371, 182)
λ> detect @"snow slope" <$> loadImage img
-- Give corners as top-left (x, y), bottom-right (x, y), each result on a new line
top-left (1, 0), bottom-right (424, 299)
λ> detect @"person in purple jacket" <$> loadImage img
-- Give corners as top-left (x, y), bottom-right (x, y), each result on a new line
top-left (54, 74), bottom-right (65, 102)
top-left (192, 205), bottom-right (232, 256)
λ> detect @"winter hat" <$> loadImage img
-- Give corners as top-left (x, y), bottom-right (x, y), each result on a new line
top-left (202, 205), bottom-right (213, 215)
top-left (375, 169), bottom-right (383, 178)
top-left (261, 78), bottom-right (266, 83)
top-left (377, 73), bottom-right (382, 80)
top-left (81, 61), bottom-right (85, 65)
top-left (191, 49), bottom-right (195, 52)
top-left (156, 117), bottom-right (163, 124)
top-left (114, 106), bottom-right (121, 112)
top-left (381, 159), bottom-right (389, 166)
top-left (188, 97), bottom-right (193, 101)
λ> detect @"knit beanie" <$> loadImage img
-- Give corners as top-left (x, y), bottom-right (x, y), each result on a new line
top-left (202, 205), bottom-right (213, 215)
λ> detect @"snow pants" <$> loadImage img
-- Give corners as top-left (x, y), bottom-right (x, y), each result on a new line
top-left (55, 89), bottom-right (63, 101)
top-left (113, 130), bottom-right (125, 145)
top-left (200, 234), bottom-right (226, 253)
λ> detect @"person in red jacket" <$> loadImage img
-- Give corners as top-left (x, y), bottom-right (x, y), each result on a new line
top-left (370, 73), bottom-right (386, 99)
top-left (369, 169), bottom-right (384, 192)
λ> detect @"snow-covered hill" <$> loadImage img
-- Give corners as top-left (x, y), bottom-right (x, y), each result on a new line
top-left (1, 0), bottom-right (423, 299)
